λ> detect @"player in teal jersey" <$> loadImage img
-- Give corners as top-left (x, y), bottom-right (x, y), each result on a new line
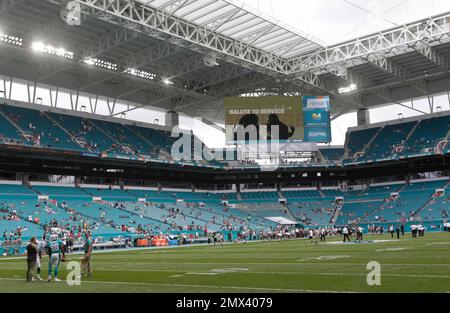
top-left (82, 231), bottom-right (93, 278)
top-left (46, 234), bottom-right (66, 282)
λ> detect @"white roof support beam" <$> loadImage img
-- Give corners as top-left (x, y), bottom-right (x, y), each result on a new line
top-left (56, 0), bottom-right (291, 74)
top-left (366, 55), bottom-right (428, 95)
top-left (288, 12), bottom-right (450, 74)
top-left (414, 44), bottom-right (449, 71)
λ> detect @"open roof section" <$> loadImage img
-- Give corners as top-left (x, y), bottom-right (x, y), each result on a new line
top-left (139, 0), bottom-right (325, 59)
top-left (1, 0), bottom-right (450, 123)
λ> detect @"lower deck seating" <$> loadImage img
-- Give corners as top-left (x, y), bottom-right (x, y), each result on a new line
top-left (288, 199), bottom-right (336, 226)
top-left (0, 180), bottom-right (448, 244)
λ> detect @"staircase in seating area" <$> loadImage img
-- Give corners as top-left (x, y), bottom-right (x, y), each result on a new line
top-left (26, 184), bottom-right (41, 195)
top-left (329, 202), bottom-right (342, 224)
top-left (282, 203), bottom-right (298, 223)
top-left (445, 180), bottom-right (450, 189)
top-left (394, 120), bottom-right (421, 155)
top-left (88, 119), bottom-right (123, 147)
top-left (355, 125), bottom-right (385, 161)
top-left (79, 187), bottom-right (94, 197)
top-left (411, 195), bottom-right (438, 220)
top-left (42, 111), bottom-right (88, 151)
top-left (0, 108), bottom-right (29, 140)
top-left (410, 180), bottom-right (449, 219)
top-left (443, 128), bottom-right (450, 142)
top-left (404, 120), bottom-right (421, 143)
top-left (277, 191), bottom-right (284, 199)
top-left (276, 190), bottom-right (301, 223)
top-left (413, 181), bottom-right (450, 216)
top-left (361, 200), bottom-right (389, 223)
top-left (124, 125), bottom-right (156, 149)
top-left (396, 183), bottom-right (408, 193)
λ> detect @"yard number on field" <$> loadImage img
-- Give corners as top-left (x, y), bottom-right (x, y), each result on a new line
top-left (366, 261), bottom-right (381, 286)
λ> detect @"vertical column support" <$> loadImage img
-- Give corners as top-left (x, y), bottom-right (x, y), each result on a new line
top-left (1, 77), bottom-right (7, 99)
top-left (107, 98), bottom-right (117, 116)
top-left (8, 76), bottom-right (12, 100)
top-left (32, 81), bottom-right (37, 104)
top-left (27, 82), bottom-right (31, 103)
top-left (89, 95), bottom-right (99, 114)
top-left (428, 95), bottom-right (434, 113)
top-left (70, 91), bottom-right (80, 111)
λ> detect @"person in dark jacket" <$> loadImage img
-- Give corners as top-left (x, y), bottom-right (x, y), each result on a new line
top-left (26, 237), bottom-right (38, 282)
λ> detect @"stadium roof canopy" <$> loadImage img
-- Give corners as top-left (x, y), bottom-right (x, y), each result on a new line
top-left (0, 0), bottom-right (450, 122)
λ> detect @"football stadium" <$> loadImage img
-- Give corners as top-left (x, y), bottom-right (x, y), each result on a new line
top-left (0, 0), bottom-right (450, 297)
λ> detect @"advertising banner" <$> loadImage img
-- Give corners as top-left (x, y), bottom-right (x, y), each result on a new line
top-left (224, 95), bottom-right (331, 144)
top-left (302, 96), bottom-right (332, 143)
top-left (225, 96), bottom-right (304, 143)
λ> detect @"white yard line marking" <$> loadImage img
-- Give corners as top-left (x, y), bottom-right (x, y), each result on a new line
top-left (298, 255), bottom-right (350, 261)
top-left (0, 277), bottom-right (359, 293)
top-left (376, 248), bottom-right (410, 252)
top-left (1, 268), bottom-right (449, 279)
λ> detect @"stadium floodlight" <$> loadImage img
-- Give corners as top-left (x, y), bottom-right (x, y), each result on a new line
top-left (0, 32), bottom-right (23, 46)
top-left (338, 84), bottom-right (357, 94)
top-left (84, 58), bottom-right (118, 71)
top-left (163, 79), bottom-right (174, 86)
top-left (125, 68), bottom-right (156, 80)
top-left (32, 41), bottom-right (74, 59)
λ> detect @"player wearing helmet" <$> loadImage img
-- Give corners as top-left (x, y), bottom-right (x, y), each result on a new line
top-left (46, 234), bottom-right (66, 282)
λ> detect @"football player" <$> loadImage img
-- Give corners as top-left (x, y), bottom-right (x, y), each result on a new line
top-left (46, 234), bottom-right (66, 282)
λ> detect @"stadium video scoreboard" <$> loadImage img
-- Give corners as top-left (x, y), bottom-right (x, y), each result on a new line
top-left (225, 95), bottom-right (332, 144)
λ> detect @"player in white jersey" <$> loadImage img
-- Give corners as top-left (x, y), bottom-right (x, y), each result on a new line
top-left (35, 238), bottom-right (47, 281)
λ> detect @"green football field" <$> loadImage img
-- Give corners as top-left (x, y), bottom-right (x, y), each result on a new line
top-left (0, 232), bottom-right (449, 293)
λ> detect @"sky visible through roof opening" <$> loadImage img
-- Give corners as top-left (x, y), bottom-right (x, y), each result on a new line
top-left (235, 0), bottom-right (450, 46)
top-left (184, 0), bottom-right (450, 148)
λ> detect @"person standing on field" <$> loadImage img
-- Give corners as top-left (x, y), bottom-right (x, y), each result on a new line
top-left (82, 231), bottom-right (93, 278)
top-left (26, 237), bottom-right (39, 282)
top-left (342, 227), bottom-right (350, 242)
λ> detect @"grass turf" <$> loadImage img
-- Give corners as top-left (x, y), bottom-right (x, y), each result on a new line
top-left (0, 232), bottom-right (449, 293)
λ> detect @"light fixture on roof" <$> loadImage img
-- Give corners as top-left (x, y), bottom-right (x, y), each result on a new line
top-left (163, 78), bottom-right (174, 86)
top-left (84, 58), bottom-right (118, 71)
top-left (398, 113), bottom-right (404, 119)
top-left (125, 68), bottom-right (156, 80)
top-left (338, 83), bottom-right (357, 94)
top-left (32, 41), bottom-right (74, 59)
top-left (0, 31), bottom-right (23, 46)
